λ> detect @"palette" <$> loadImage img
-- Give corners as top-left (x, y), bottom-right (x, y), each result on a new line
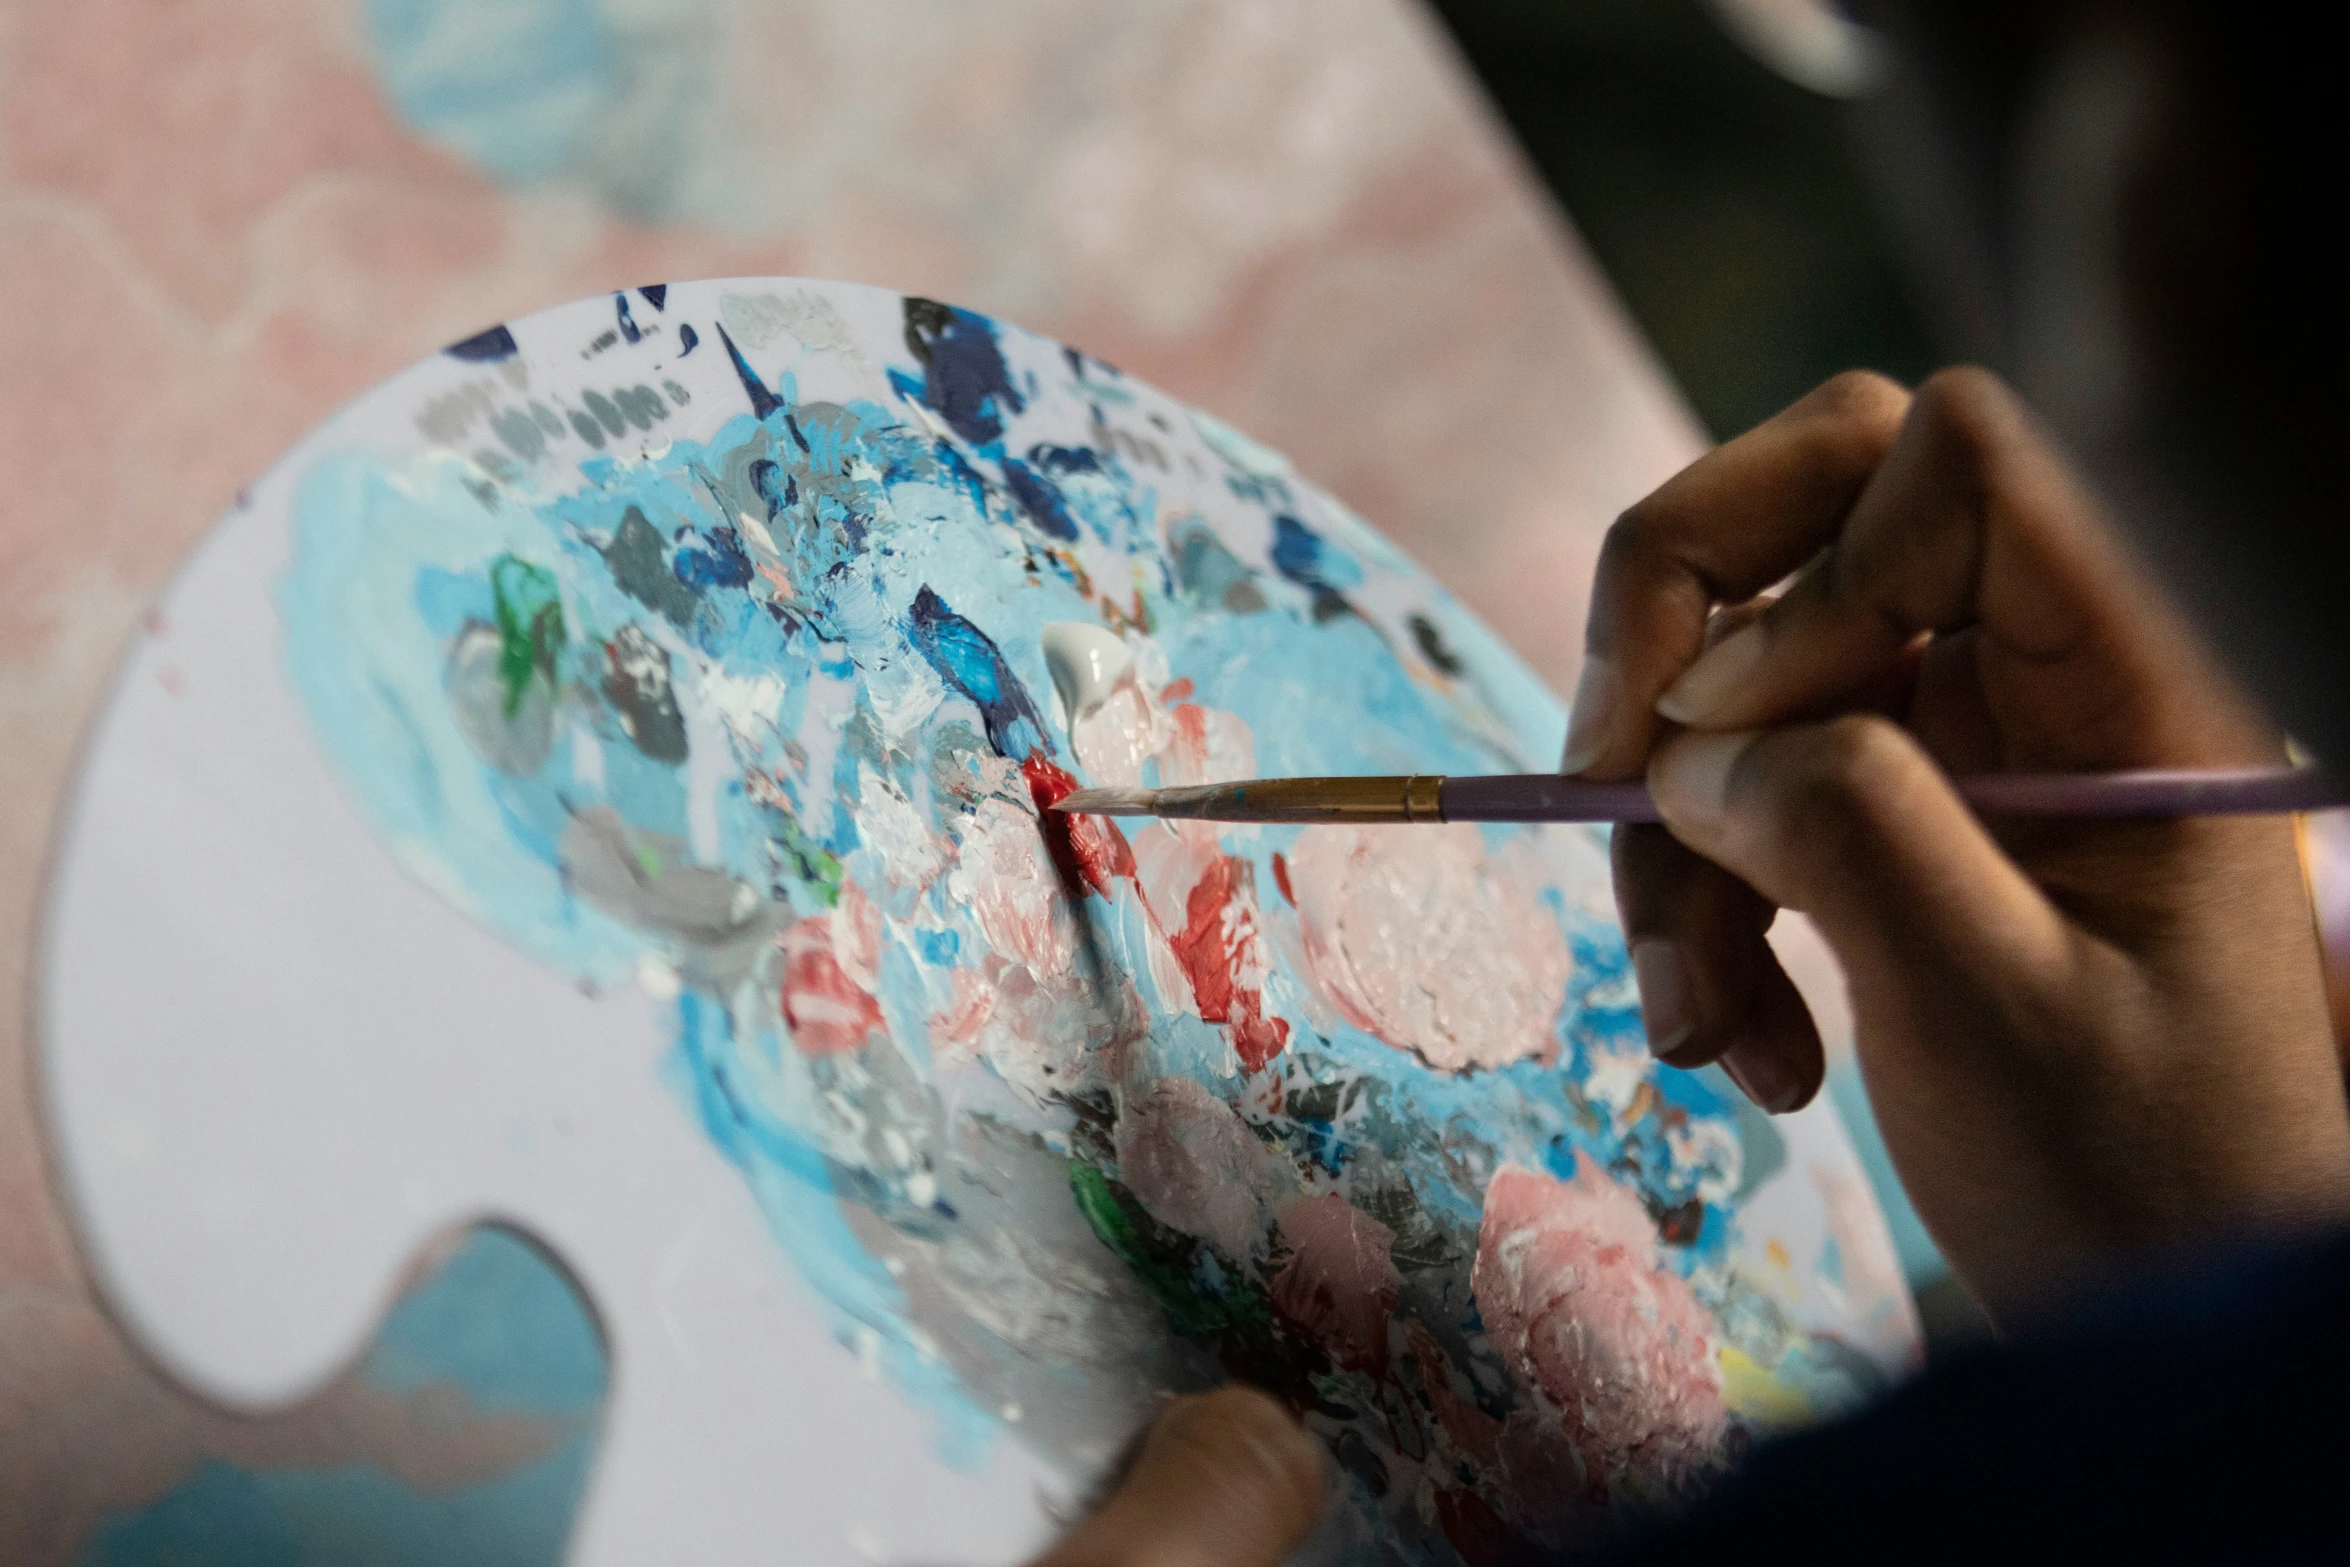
top-left (39, 280), bottom-right (1917, 1564)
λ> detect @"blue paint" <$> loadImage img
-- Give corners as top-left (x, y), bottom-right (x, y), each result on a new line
top-left (1027, 444), bottom-right (1103, 476)
top-left (410, 566), bottom-right (491, 638)
top-left (614, 291), bottom-right (641, 345)
top-left (444, 324), bottom-right (518, 363)
top-left (677, 322), bottom-right (699, 357)
top-left (900, 297), bottom-right (1023, 445)
top-left (363, 0), bottom-right (614, 188)
top-left (77, 1228), bottom-right (605, 1567)
top-left (907, 586), bottom-right (1049, 760)
top-left (715, 322), bottom-right (780, 421)
top-left (1270, 513), bottom-right (1363, 594)
top-left (638, 283), bottom-right (667, 310)
top-left (1001, 457), bottom-right (1080, 542)
top-left (672, 526), bottom-right (754, 593)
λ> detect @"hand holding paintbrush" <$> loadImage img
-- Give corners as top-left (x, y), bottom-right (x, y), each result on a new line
top-left (1079, 370), bottom-right (2350, 1328)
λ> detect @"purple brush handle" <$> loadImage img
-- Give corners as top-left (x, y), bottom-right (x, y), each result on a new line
top-left (1437, 767), bottom-right (2343, 824)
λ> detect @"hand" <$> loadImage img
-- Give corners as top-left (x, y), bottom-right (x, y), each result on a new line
top-left (1027, 1387), bottom-right (1324, 1567)
top-left (1562, 368), bottom-right (2350, 1320)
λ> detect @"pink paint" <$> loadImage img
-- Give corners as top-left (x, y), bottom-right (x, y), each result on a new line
top-left (1116, 1076), bottom-right (1268, 1259)
top-left (1158, 700), bottom-right (1252, 786)
top-left (1269, 1193), bottom-right (1400, 1375)
top-left (778, 914), bottom-right (886, 1056)
top-left (833, 880), bottom-right (881, 993)
top-left (1410, 1321), bottom-right (1586, 1544)
top-left (950, 796), bottom-right (1073, 976)
top-left (1470, 1162), bottom-right (1726, 1494)
top-left (1070, 678), bottom-right (1165, 786)
top-left (1287, 825), bottom-right (1570, 1072)
top-left (1168, 854), bottom-right (1290, 1072)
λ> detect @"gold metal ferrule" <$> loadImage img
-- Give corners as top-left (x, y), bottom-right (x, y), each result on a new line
top-left (1145, 775), bottom-right (1445, 824)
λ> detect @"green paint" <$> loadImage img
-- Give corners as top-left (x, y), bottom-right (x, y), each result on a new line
top-left (775, 813), bottom-right (843, 908)
top-left (490, 555), bottom-right (566, 716)
top-left (1069, 1162), bottom-right (1255, 1338)
top-left (635, 845), bottom-right (664, 880)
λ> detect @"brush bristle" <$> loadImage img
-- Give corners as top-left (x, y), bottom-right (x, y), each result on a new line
top-left (1053, 785), bottom-right (1159, 816)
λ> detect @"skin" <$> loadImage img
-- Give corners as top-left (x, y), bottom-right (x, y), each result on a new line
top-left (1037, 2), bottom-right (2350, 1556)
top-left (1025, 1388), bottom-right (1325, 1567)
top-left (1571, 367), bottom-right (2350, 1321)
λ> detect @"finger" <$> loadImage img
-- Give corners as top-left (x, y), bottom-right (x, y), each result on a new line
top-left (1031, 1388), bottom-right (1325, 1567)
top-left (1561, 372), bottom-right (1911, 778)
top-left (1716, 954), bottom-right (1828, 1114)
top-left (1647, 718), bottom-right (2072, 1023)
top-left (1655, 368), bottom-right (2273, 770)
top-left (1616, 822), bottom-right (1814, 1090)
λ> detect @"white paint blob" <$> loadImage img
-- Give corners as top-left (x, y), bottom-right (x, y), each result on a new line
top-left (1040, 622), bottom-right (1132, 726)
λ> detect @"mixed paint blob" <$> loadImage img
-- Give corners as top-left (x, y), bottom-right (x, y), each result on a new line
top-left (279, 280), bottom-right (1910, 1562)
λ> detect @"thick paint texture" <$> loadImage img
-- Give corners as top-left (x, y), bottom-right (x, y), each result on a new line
top-left (280, 281), bottom-right (1902, 1563)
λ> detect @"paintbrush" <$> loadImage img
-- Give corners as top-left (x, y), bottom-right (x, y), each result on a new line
top-left (1050, 767), bottom-right (2343, 825)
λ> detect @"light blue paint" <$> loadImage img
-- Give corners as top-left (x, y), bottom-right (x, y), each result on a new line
top-left (364, 0), bottom-right (614, 188)
top-left (79, 1440), bottom-right (599, 1567)
top-left (361, 1228), bottom-right (605, 1412)
top-left (76, 1230), bottom-right (606, 1567)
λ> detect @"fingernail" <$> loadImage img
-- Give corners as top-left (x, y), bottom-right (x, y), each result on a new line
top-left (1649, 729), bottom-right (1757, 833)
top-left (1656, 621), bottom-right (1766, 725)
top-left (1631, 939), bottom-right (1698, 1059)
top-left (1558, 656), bottom-right (1619, 774)
top-left (1723, 1044), bottom-right (1803, 1114)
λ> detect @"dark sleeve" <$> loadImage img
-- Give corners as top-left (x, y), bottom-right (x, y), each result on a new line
top-left (1607, 1232), bottom-right (2350, 1563)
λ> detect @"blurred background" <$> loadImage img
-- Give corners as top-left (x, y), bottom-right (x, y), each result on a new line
top-left (0, 0), bottom-right (2229, 1560)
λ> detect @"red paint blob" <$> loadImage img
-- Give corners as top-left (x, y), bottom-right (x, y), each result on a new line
top-left (779, 919), bottom-right (885, 1056)
top-left (1022, 753), bottom-right (1135, 896)
top-left (1169, 854), bottom-right (1291, 1071)
top-left (1270, 850), bottom-right (1295, 906)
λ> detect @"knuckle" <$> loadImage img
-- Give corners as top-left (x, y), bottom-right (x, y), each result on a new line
top-left (1598, 501), bottom-right (1668, 568)
top-left (1907, 366), bottom-right (2022, 464)
top-left (1590, 508), bottom-right (1710, 631)
top-left (1808, 368), bottom-right (1910, 423)
top-left (1788, 371), bottom-right (1910, 475)
top-left (1754, 716), bottom-right (1916, 849)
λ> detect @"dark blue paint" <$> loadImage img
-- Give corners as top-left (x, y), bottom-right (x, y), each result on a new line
top-left (1002, 458), bottom-right (1080, 542)
top-left (677, 322), bottom-right (699, 357)
top-left (1270, 513), bottom-right (1364, 620)
top-left (749, 458), bottom-right (795, 518)
top-left (638, 283), bottom-right (668, 310)
top-left (615, 291), bottom-right (641, 344)
top-left (901, 297), bottom-right (1024, 445)
top-left (1027, 443), bottom-right (1104, 475)
top-left (716, 323), bottom-right (781, 420)
top-left (673, 526), bottom-right (754, 593)
top-left (444, 323), bottom-right (518, 362)
top-left (907, 586), bottom-right (1049, 760)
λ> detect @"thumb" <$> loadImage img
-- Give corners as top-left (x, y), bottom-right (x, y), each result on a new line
top-left (1648, 716), bottom-right (2071, 1032)
top-left (1030, 1387), bottom-right (1327, 1567)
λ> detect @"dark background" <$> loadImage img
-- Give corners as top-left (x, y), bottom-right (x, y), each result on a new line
top-left (1428, 0), bottom-right (1941, 440)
